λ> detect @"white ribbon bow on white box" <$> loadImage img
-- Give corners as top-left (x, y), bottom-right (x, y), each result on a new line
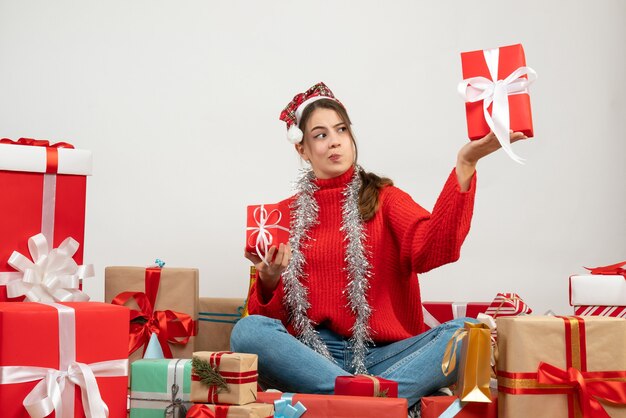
top-left (458, 48), bottom-right (538, 164)
top-left (4, 233), bottom-right (93, 302)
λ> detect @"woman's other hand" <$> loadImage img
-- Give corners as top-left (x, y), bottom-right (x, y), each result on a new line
top-left (456, 130), bottom-right (527, 191)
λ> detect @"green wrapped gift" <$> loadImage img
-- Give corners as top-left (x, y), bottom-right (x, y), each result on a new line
top-left (130, 358), bottom-right (192, 418)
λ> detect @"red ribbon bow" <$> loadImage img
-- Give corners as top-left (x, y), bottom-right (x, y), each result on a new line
top-left (0, 137), bottom-right (74, 149)
top-left (537, 362), bottom-right (626, 418)
top-left (584, 261), bottom-right (626, 279)
top-left (186, 404), bottom-right (230, 418)
top-left (111, 267), bottom-right (195, 358)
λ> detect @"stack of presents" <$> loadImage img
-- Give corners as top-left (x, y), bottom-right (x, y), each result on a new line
top-left (1, 42), bottom-right (625, 418)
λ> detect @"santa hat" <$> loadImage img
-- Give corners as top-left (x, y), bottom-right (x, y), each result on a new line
top-left (279, 82), bottom-right (343, 144)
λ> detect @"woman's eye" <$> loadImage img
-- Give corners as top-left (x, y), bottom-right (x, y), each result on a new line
top-left (314, 133), bottom-right (326, 139)
top-left (338, 127), bottom-right (347, 133)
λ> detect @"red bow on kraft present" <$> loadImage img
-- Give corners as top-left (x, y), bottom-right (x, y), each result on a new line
top-left (112, 267), bottom-right (196, 358)
top-left (584, 261), bottom-right (626, 279)
top-left (498, 316), bottom-right (626, 418)
top-left (187, 404), bottom-right (231, 418)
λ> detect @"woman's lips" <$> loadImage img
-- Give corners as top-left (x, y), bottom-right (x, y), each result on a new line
top-left (329, 154), bottom-right (340, 162)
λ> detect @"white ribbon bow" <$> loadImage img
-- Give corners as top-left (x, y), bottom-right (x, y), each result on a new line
top-left (5, 233), bottom-right (93, 302)
top-left (458, 48), bottom-right (538, 164)
top-left (0, 359), bottom-right (128, 418)
top-left (246, 205), bottom-right (289, 266)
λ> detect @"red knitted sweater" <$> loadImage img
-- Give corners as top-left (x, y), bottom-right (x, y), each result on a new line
top-left (248, 166), bottom-right (476, 343)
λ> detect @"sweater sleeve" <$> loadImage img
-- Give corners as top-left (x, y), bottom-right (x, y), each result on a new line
top-left (384, 168), bottom-right (476, 274)
top-left (246, 271), bottom-right (289, 323)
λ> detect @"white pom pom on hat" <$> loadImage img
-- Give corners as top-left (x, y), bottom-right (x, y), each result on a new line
top-left (287, 125), bottom-right (304, 144)
top-left (279, 82), bottom-right (344, 144)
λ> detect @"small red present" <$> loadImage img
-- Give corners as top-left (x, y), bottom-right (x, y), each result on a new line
top-left (459, 44), bottom-right (537, 163)
top-left (574, 305), bottom-right (626, 318)
top-left (0, 302), bottom-right (129, 417)
top-left (257, 391), bottom-right (408, 418)
top-left (0, 138), bottom-right (92, 301)
top-left (422, 302), bottom-right (490, 331)
top-left (245, 203), bottom-right (289, 264)
top-left (421, 390), bottom-right (497, 418)
top-left (334, 374), bottom-right (398, 398)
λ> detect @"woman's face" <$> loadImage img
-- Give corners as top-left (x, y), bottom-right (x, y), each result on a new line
top-left (296, 107), bottom-right (355, 179)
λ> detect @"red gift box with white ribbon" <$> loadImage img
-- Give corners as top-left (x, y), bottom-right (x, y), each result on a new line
top-left (0, 302), bottom-right (129, 417)
top-left (459, 43), bottom-right (537, 163)
top-left (421, 302), bottom-right (491, 331)
top-left (245, 203), bottom-right (289, 265)
top-left (0, 138), bottom-right (92, 302)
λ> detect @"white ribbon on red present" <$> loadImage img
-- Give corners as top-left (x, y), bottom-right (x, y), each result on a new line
top-left (422, 302), bottom-right (468, 329)
top-left (4, 233), bottom-right (93, 302)
top-left (0, 303), bottom-right (128, 418)
top-left (246, 205), bottom-right (289, 266)
top-left (458, 47), bottom-right (538, 164)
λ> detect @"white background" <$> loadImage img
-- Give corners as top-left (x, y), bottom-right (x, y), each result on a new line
top-left (1, 1), bottom-right (624, 315)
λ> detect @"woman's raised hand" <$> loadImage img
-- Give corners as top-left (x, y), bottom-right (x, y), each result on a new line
top-left (455, 130), bottom-right (527, 191)
top-left (244, 243), bottom-right (292, 292)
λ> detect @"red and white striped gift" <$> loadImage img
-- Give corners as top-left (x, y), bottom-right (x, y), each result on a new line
top-left (574, 305), bottom-right (626, 318)
top-left (484, 293), bottom-right (532, 317)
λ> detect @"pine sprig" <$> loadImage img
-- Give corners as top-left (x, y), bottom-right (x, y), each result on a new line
top-left (375, 388), bottom-right (389, 398)
top-left (191, 356), bottom-right (229, 393)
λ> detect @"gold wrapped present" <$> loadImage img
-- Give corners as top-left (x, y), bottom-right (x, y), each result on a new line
top-left (497, 316), bottom-right (626, 417)
top-left (191, 351), bottom-right (258, 405)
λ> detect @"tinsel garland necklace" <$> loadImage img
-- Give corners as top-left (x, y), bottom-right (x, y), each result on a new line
top-left (281, 165), bottom-right (373, 374)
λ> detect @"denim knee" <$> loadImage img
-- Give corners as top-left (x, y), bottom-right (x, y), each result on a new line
top-left (230, 314), bottom-right (278, 352)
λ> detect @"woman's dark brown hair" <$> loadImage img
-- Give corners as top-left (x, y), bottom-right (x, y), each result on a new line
top-left (298, 99), bottom-right (393, 221)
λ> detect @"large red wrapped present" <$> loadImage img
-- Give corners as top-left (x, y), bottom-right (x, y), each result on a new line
top-left (256, 391), bottom-right (408, 418)
top-left (245, 203), bottom-right (289, 264)
top-left (422, 302), bottom-right (490, 331)
top-left (574, 305), bottom-right (626, 318)
top-left (334, 374), bottom-right (398, 398)
top-left (459, 44), bottom-right (537, 163)
top-left (0, 302), bottom-right (129, 417)
top-left (421, 390), bottom-right (497, 418)
top-left (0, 138), bottom-right (92, 301)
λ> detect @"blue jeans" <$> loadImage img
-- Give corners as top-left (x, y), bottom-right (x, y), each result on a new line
top-left (230, 315), bottom-right (476, 407)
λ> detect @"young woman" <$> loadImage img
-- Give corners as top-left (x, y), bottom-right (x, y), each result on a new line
top-left (232, 82), bottom-right (526, 408)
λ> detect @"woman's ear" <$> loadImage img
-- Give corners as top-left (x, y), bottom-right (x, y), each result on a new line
top-left (295, 143), bottom-right (308, 161)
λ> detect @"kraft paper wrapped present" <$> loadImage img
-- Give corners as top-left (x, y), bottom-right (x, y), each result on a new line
top-left (191, 351), bottom-right (258, 405)
top-left (186, 403), bottom-right (274, 418)
top-left (421, 390), bottom-right (498, 418)
top-left (105, 266), bottom-right (198, 360)
top-left (197, 297), bottom-right (245, 352)
top-left (496, 316), bottom-right (626, 417)
top-left (0, 302), bottom-right (129, 417)
top-left (0, 138), bottom-right (92, 301)
top-left (574, 305), bottom-right (626, 318)
top-left (129, 358), bottom-right (191, 418)
top-left (422, 302), bottom-right (491, 331)
top-left (256, 391), bottom-right (408, 418)
top-left (569, 261), bottom-right (626, 306)
top-left (246, 203), bottom-right (289, 264)
top-left (334, 374), bottom-right (398, 398)
top-left (458, 44), bottom-right (537, 163)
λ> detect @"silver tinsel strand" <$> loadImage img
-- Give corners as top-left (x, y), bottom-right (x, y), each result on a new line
top-left (281, 168), bottom-right (333, 360)
top-left (281, 166), bottom-right (374, 373)
top-left (340, 167), bottom-right (373, 374)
